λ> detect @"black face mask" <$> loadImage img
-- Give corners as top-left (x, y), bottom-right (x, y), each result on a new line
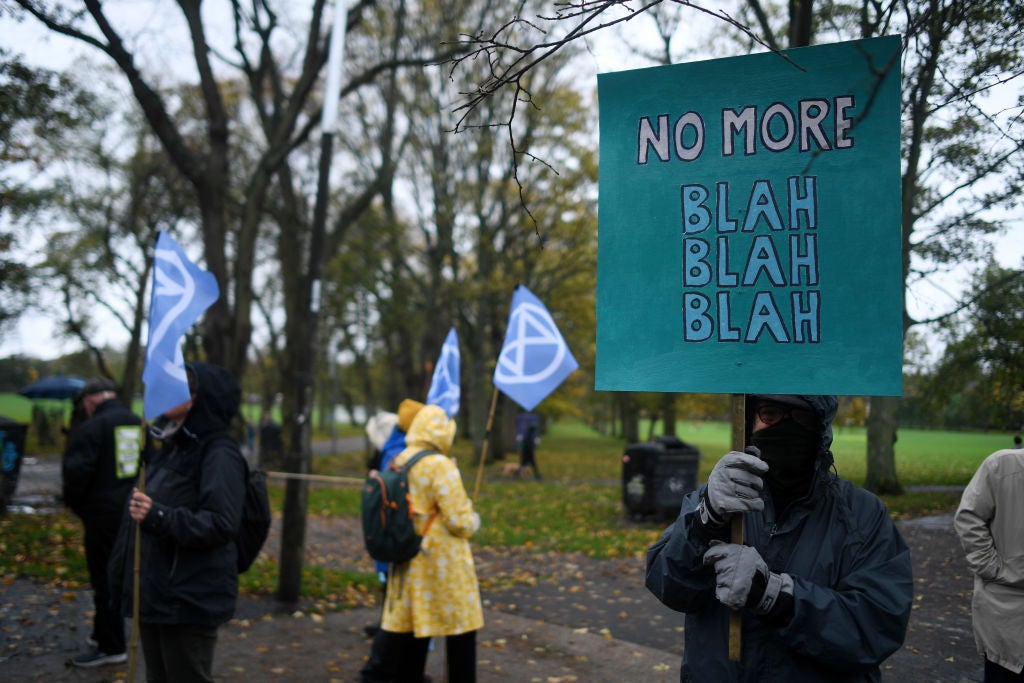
top-left (750, 419), bottom-right (820, 500)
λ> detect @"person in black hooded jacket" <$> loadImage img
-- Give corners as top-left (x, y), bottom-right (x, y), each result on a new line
top-left (110, 362), bottom-right (246, 683)
top-left (63, 378), bottom-right (142, 667)
top-left (645, 395), bottom-right (913, 682)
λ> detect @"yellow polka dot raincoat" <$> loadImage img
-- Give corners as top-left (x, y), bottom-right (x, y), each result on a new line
top-left (380, 405), bottom-right (484, 638)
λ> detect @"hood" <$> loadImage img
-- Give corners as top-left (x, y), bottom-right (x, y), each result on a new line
top-left (365, 411), bottom-right (398, 451)
top-left (181, 362), bottom-right (241, 439)
top-left (397, 399), bottom-right (426, 433)
top-left (747, 394), bottom-right (839, 458)
top-left (404, 404), bottom-right (456, 455)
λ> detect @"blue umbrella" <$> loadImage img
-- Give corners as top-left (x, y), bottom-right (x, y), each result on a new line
top-left (17, 375), bottom-right (87, 400)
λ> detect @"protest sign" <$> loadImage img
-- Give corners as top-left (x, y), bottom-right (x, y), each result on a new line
top-left (596, 36), bottom-right (903, 395)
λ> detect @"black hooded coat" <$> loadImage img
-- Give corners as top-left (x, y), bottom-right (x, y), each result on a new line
top-left (110, 362), bottom-right (246, 627)
top-left (62, 396), bottom-right (141, 519)
top-left (645, 395), bottom-right (913, 682)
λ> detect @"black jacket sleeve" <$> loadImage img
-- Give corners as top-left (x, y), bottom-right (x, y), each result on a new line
top-left (143, 443), bottom-right (246, 550)
top-left (775, 489), bottom-right (913, 671)
top-left (645, 487), bottom-right (721, 613)
top-left (62, 430), bottom-right (99, 515)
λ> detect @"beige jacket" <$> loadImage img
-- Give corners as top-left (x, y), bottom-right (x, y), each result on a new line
top-left (953, 448), bottom-right (1024, 674)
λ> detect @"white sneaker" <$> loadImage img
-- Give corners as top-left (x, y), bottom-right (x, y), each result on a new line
top-left (71, 649), bottom-right (127, 668)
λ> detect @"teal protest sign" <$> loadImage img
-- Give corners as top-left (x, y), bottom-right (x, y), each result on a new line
top-left (596, 36), bottom-right (903, 395)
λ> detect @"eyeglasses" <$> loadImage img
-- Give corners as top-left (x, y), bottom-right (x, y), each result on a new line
top-left (755, 403), bottom-right (818, 431)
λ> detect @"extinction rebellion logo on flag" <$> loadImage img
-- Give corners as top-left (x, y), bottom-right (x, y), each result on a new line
top-left (142, 231), bottom-right (220, 420)
top-left (493, 286), bottom-right (578, 412)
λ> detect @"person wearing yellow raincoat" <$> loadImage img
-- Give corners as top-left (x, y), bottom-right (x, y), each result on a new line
top-left (361, 404), bottom-right (483, 683)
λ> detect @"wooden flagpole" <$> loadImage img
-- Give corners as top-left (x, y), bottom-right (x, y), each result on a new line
top-left (127, 459), bottom-right (146, 683)
top-left (729, 394), bottom-right (746, 661)
top-left (472, 386), bottom-right (500, 501)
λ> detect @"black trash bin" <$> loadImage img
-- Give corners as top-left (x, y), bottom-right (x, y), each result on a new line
top-left (0, 417), bottom-right (29, 508)
top-left (622, 435), bottom-right (700, 519)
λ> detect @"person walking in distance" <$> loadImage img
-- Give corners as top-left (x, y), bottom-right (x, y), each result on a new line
top-left (516, 414), bottom-right (542, 480)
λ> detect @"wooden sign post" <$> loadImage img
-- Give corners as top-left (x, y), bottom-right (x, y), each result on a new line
top-left (729, 394), bottom-right (746, 659)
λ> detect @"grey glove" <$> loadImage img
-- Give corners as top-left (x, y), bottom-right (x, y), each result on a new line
top-left (703, 542), bottom-right (793, 613)
top-left (703, 449), bottom-right (767, 523)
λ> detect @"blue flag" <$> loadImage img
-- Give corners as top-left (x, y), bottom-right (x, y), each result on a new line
top-left (142, 232), bottom-right (220, 420)
top-left (426, 327), bottom-right (460, 417)
top-left (493, 286), bottom-right (578, 411)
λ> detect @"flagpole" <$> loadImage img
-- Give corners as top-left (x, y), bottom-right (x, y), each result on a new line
top-left (472, 386), bottom-right (500, 500)
top-left (127, 459), bottom-right (146, 683)
top-left (729, 394), bottom-right (745, 661)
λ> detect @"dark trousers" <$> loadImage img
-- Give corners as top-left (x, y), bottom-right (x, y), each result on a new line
top-left (445, 631), bottom-right (476, 682)
top-left (139, 623), bottom-right (218, 683)
top-left (985, 657), bottom-right (1024, 682)
top-left (362, 629), bottom-right (477, 683)
top-left (83, 515), bottom-right (125, 654)
top-left (519, 449), bottom-right (541, 479)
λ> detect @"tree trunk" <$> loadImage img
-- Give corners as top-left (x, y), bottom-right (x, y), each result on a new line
top-left (275, 280), bottom-right (312, 604)
top-left (466, 337), bottom-right (491, 468)
top-left (661, 393), bottom-right (677, 436)
top-left (276, 432), bottom-right (309, 604)
top-left (865, 395), bottom-right (903, 494)
top-left (496, 397), bottom-right (515, 462)
top-left (120, 259), bottom-right (152, 401)
top-left (620, 393), bottom-right (639, 443)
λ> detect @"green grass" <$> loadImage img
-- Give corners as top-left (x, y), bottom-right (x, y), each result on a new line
top-left (0, 511), bottom-right (91, 588)
top-left (238, 558), bottom-right (379, 611)
top-left (2, 419), bottom-right (1006, 600)
top-left (0, 393), bottom-right (37, 423)
top-left (306, 418), bottom-right (1003, 558)
top-left (654, 420), bottom-right (1011, 487)
top-left (0, 506), bottom-right (379, 610)
top-left (472, 481), bottom-right (665, 557)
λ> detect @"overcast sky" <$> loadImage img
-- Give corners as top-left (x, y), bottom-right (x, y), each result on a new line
top-left (2, 4), bottom-right (1021, 362)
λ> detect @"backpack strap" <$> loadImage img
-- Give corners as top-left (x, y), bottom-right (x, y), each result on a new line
top-left (393, 449), bottom-right (440, 535)
top-left (197, 432), bottom-right (246, 471)
top-left (193, 432), bottom-right (248, 502)
top-left (389, 449), bottom-right (435, 473)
